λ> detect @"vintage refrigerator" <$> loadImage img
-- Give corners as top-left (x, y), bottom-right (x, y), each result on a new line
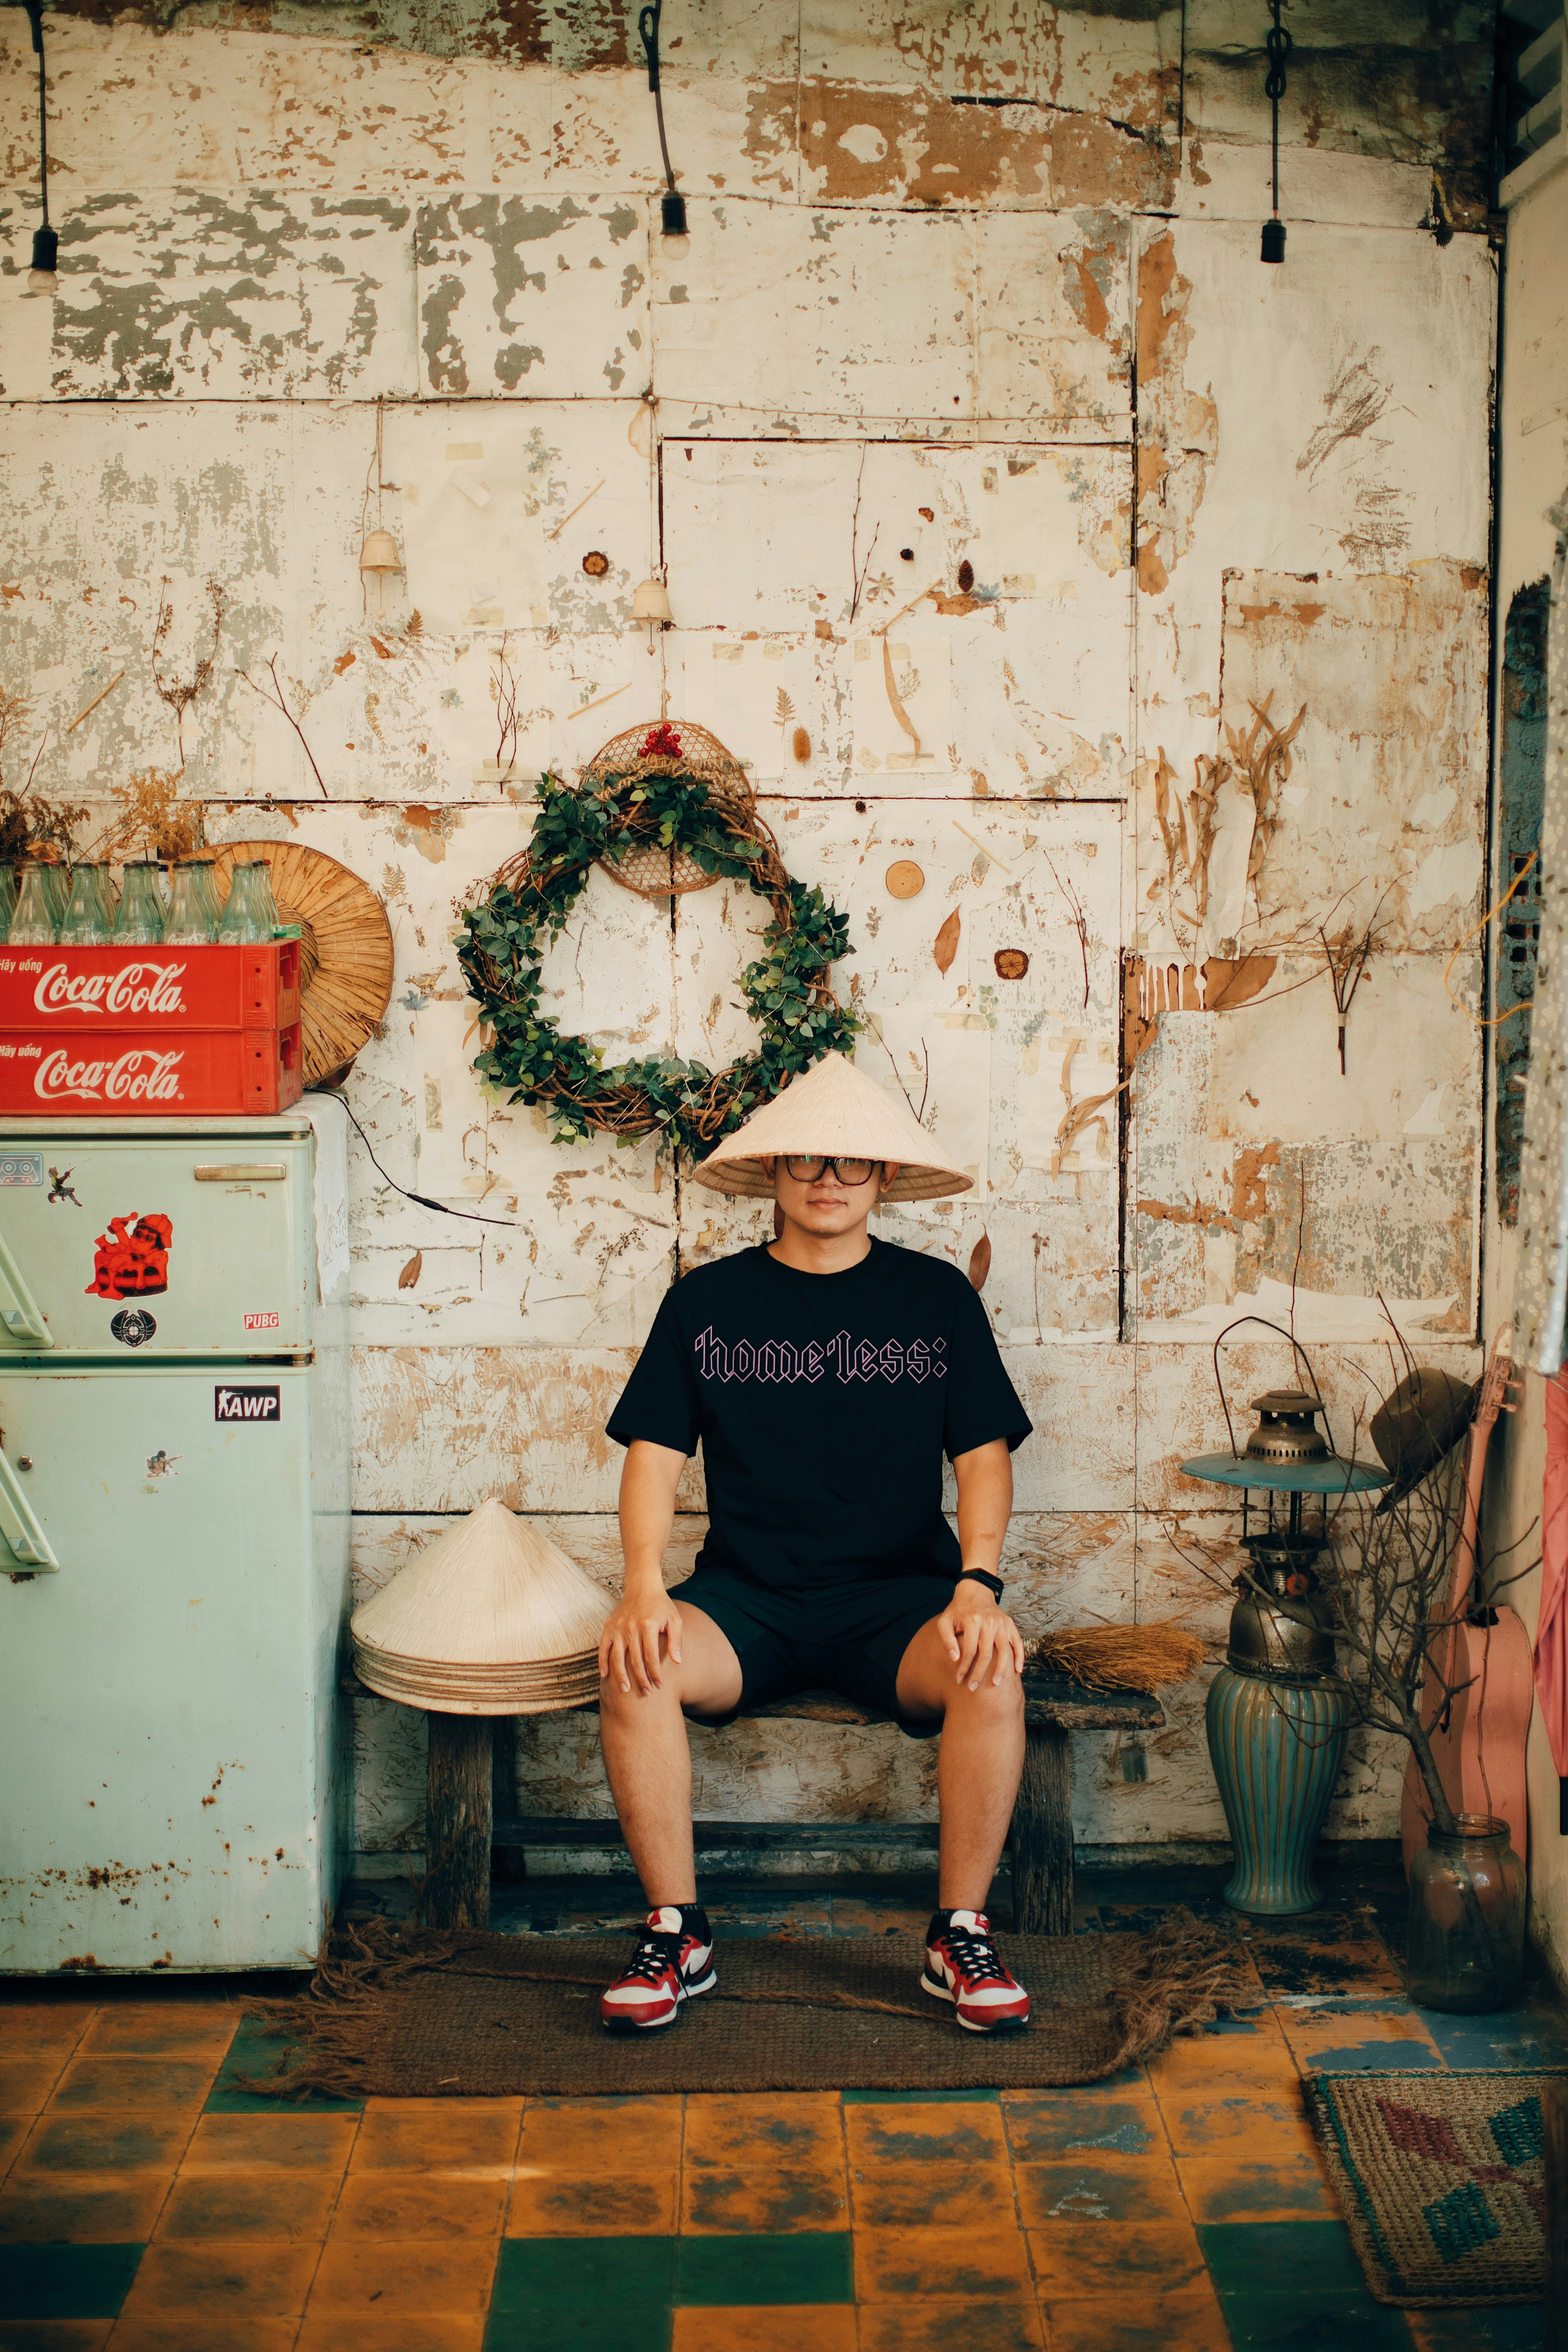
top-left (0, 1108), bottom-right (350, 1972)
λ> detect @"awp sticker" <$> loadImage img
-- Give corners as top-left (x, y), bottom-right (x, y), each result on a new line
top-left (215, 1385), bottom-right (280, 1423)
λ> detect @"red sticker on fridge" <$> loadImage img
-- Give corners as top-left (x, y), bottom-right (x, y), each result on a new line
top-left (86, 1212), bottom-right (173, 1301)
top-left (243, 1312), bottom-right (280, 1331)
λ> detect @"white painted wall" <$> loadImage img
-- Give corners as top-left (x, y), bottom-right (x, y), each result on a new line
top-left (0, 5), bottom-right (1497, 1870)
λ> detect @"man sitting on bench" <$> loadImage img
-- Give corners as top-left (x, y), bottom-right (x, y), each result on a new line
top-left (596, 1051), bottom-right (1034, 2036)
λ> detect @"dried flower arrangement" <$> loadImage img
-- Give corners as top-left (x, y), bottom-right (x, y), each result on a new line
top-left (89, 769), bottom-right (205, 867)
top-left (0, 684), bottom-right (89, 865)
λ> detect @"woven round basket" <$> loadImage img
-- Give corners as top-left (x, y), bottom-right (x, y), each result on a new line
top-left (211, 841), bottom-right (395, 1088)
top-left (583, 718), bottom-right (754, 898)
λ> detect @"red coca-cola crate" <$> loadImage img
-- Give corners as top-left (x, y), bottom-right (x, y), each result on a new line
top-left (0, 942), bottom-right (301, 1032)
top-left (0, 1023), bottom-right (303, 1115)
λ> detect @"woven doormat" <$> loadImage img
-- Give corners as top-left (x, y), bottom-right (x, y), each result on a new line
top-left (1306, 2071), bottom-right (1556, 2306)
top-left (244, 1914), bottom-right (1252, 2099)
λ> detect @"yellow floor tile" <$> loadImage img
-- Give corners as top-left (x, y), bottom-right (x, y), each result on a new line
top-left (517, 2093), bottom-right (683, 2173)
top-left (349, 2105), bottom-right (522, 2172)
top-left (0, 2170), bottom-right (173, 2242)
top-left (105, 2324), bottom-right (299, 2352)
top-left (859, 2301), bottom-right (1044, 2352)
top-left (1176, 2147), bottom-right (1333, 2222)
top-left (75, 2011), bottom-right (238, 2060)
top-left (331, 2169), bottom-right (509, 2239)
top-left (1043, 2283), bottom-right (1232, 2351)
top-left (1001, 2086), bottom-right (1166, 2162)
top-left (1012, 2151), bottom-right (1191, 2227)
top-left (849, 2160), bottom-right (1013, 2231)
top-left (0, 2325), bottom-right (114, 2352)
top-left (0, 2007), bottom-right (95, 2052)
top-left (45, 2061), bottom-right (217, 2116)
top-left (152, 2167), bottom-right (342, 2239)
top-left (853, 2223), bottom-right (1033, 2302)
top-left (682, 2093), bottom-right (847, 2233)
top-left (13, 2119), bottom-right (194, 2177)
top-left (0, 2116), bottom-right (32, 2179)
top-left (294, 2320), bottom-right (486, 2352)
top-left (1276, 2008), bottom-right (1443, 2069)
top-left (844, 2100), bottom-right (1010, 2168)
top-left (305, 2238), bottom-right (498, 2315)
top-left (115, 2241), bottom-right (321, 2320)
top-left (505, 2165), bottom-right (678, 2235)
top-left (1028, 2218), bottom-right (1207, 2297)
top-left (178, 2113), bottom-right (358, 2171)
top-left (1147, 2030), bottom-right (1303, 2093)
top-left (0, 2059), bottom-right (70, 2116)
top-left (669, 2308), bottom-right (859, 2352)
top-left (1153, 2083), bottom-right (1320, 2164)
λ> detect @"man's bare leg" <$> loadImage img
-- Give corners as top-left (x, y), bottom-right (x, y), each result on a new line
top-left (597, 1602), bottom-right (742, 1905)
top-left (896, 1617), bottom-right (1025, 1911)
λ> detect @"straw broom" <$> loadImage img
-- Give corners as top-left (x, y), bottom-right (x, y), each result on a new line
top-left (1029, 1622), bottom-right (1206, 1693)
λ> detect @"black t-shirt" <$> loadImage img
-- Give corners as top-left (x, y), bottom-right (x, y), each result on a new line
top-left (606, 1238), bottom-right (1032, 1595)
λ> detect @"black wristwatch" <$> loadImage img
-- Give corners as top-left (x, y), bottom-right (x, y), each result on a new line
top-left (955, 1569), bottom-right (1004, 1604)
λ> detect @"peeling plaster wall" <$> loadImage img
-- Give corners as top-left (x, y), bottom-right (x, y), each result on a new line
top-left (0, 2), bottom-right (1496, 1870)
top-left (1483, 137), bottom-right (1568, 1982)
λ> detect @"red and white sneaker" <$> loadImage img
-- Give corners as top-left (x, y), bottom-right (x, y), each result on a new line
top-left (921, 1909), bottom-right (1031, 2035)
top-left (599, 1907), bottom-right (717, 2033)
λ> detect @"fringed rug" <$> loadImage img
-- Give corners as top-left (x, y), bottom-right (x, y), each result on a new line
top-left (1306, 2071), bottom-right (1556, 2306)
top-left (244, 1914), bottom-right (1253, 2099)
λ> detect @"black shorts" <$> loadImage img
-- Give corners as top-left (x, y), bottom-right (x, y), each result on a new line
top-left (668, 1566), bottom-right (954, 1740)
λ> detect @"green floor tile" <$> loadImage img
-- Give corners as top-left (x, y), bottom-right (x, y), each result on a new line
top-left (0, 2242), bottom-right (144, 2321)
top-left (1217, 2296), bottom-right (1414, 2350)
top-left (203, 2016), bottom-right (363, 2114)
top-left (486, 2239), bottom-right (674, 2352)
top-left (841, 2086), bottom-right (1000, 2104)
top-left (1197, 2219), bottom-right (1372, 2301)
top-left (674, 2232), bottom-right (853, 2306)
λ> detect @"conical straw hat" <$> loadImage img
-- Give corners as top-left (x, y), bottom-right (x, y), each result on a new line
top-left (350, 1498), bottom-right (610, 1670)
top-left (692, 1052), bottom-right (973, 1203)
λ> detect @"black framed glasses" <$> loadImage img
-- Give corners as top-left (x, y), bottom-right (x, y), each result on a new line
top-left (782, 1155), bottom-right (878, 1185)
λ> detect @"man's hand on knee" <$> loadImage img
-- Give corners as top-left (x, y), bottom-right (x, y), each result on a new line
top-left (937, 1593), bottom-right (1026, 1691)
top-left (600, 1588), bottom-right (685, 1697)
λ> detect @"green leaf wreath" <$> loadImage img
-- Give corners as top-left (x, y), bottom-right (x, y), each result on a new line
top-left (455, 737), bottom-right (861, 1159)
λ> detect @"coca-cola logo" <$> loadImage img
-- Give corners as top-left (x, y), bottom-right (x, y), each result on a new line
top-left (31, 961), bottom-right (189, 1017)
top-left (34, 1048), bottom-right (186, 1104)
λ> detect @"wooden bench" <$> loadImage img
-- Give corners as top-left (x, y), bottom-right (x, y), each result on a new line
top-left (417, 1670), bottom-right (1164, 1937)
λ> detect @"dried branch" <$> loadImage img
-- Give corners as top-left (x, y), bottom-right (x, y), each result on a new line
top-left (87, 769), bottom-right (204, 866)
top-left (1043, 849), bottom-right (1091, 1009)
top-left (237, 655), bottom-right (328, 798)
top-left (1319, 885), bottom-right (1394, 1075)
top-left (152, 576), bottom-right (225, 771)
top-left (491, 632), bottom-right (521, 782)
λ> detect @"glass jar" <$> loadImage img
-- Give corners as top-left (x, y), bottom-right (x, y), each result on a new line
top-left (59, 864), bottom-right (112, 945)
top-left (217, 862), bottom-right (274, 943)
top-left (165, 860), bottom-right (219, 944)
top-left (8, 863), bottom-right (58, 944)
top-left (0, 862), bottom-right (16, 936)
top-left (1407, 1813), bottom-right (1526, 2013)
top-left (113, 861), bottom-right (166, 944)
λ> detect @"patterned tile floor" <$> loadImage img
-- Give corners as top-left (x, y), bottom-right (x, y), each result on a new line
top-left (1, 1857), bottom-right (1564, 2351)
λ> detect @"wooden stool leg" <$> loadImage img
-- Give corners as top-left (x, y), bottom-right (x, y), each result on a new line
top-left (491, 1718), bottom-right (526, 1887)
top-left (425, 1712), bottom-right (492, 1931)
top-left (1011, 1723), bottom-right (1073, 1937)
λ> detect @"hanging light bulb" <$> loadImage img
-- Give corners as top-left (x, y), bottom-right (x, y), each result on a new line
top-left (640, 5), bottom-right (691, 259)
top-left (20, 7), bottom-right (58, 300)
top-left (631, 575), bottom-right (673, 652)
top-left (660, 189), bottom-right (690, 260)
top-left (1260, 1), bottom-right (1290, 265)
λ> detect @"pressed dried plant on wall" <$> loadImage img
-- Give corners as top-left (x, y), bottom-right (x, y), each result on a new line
top-left (152, 576), bottom-right (224, 770)
top-left (1228, 693), bottom-right (1306, 923)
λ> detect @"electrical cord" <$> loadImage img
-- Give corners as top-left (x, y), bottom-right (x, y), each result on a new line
top-left (305, 1085), bottom-right (527, 1230)
top-left (637, 0), bottom-right (678, 197)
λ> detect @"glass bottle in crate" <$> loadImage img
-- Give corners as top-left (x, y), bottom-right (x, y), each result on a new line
top-left (8, 863), bottom-right (58, 943)
top-left (60, 865), bottom-right (112, 945)
top-left (165, 861), bottom-right (218, 944)
top-left (217, 862), bottom-right (274, 943)
top-left (251, 861), bottom-right (284, 935)
top-left (113, 862), bottom-right (166, 944)
top-left (0, 863), bottom-right (16, 936)
top-left (38, 860), bottom-right (66, 931)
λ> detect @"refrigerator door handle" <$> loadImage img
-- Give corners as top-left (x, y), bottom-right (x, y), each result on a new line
top-left (0, 1229), bottom-right (53, 1349)
top-left (0, 1447), bottom-right (59, 1574)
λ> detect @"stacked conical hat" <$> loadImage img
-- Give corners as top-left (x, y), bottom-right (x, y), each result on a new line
top-left (350, 1497), bottom-right (609, 1716)
top-left (692, 1050), bottom-right (974, 1203)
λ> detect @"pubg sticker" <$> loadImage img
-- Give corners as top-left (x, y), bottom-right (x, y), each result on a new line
top-left (87, 1212), bottom-right (173, 1301)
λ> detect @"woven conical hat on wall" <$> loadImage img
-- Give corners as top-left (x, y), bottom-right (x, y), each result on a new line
top-left (692, 1052), bottom-right (974, 1203)
top-left (211, 841), bottom-right (394, 1087)
top-left (352, 1498), bottom-right (610, 1669)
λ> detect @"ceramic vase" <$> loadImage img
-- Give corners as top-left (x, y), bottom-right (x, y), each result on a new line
top-left (1206, 1664), bottom-right (1350, 1914)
